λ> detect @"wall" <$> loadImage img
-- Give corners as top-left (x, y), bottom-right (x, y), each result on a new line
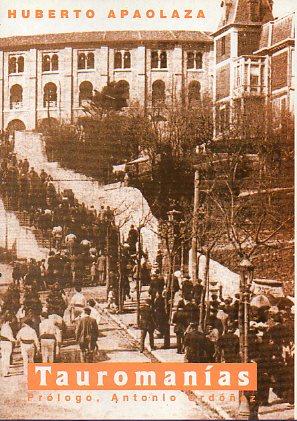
top-left (14, 131), bottom-right (159, 262)
top-left (0, 198), bottom-right (47, 260)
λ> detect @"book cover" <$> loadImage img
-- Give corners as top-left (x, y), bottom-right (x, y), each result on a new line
top-left (0, 0), bottom-right (295, 420)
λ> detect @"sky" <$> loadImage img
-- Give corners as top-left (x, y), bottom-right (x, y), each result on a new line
top-left (0, 0), bottom-right (295, 36)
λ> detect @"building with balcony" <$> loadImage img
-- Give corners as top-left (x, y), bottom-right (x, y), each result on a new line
top-left (0, 31), bottom-right (214, 132)
top-left (213, 0), bottom-right (295, 137)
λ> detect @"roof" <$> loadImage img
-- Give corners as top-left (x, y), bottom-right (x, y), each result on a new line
top-left (258, 12), bottom-right (295, 51)
top-left (216, 0), bottom-right (273, 32)
top-left (0, 30), bottom-right (212, 50)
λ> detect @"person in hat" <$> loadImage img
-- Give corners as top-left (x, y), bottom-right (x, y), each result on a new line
top-left (172, 306), bottom-right (188, 354)
top-left (181, 275), bottom-right (194, 301)
top-left (76, 307), bottom-right (99, 362)
top-left (139, 299), bottom-right (156, 353)
top-left (153, 291), bottom-right (170, 349)
top-left (148, 270), bottom-right (165, 304)
top-left (193, 279), bottom-right (203, 306)
top-left (16, 318), bottom-right (40, 376)
top-left (184, 322), bottom-right (207, 363)
top-left (218, 325), bottom-right (239, 362)
top-left (69, 285), bottom-right (87, 320)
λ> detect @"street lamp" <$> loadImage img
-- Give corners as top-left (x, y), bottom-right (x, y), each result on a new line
top-left (238, 255), bottom-right (254, 420)
top-left (239, 256), bottom-right (254, 362)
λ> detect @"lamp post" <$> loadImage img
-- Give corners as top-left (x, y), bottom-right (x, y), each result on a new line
top-left (238, 256), bottom-right (254, 419)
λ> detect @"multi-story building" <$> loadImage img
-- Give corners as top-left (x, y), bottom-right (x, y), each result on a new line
top-left (0, 2), bottom-right (294, 134)
top-left (0, 31), bottom-right (214, 132)
top-left (213, 0), bottom-right (295, 136)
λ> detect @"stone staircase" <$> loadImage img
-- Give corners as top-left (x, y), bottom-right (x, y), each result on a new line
top-left (2, 195), bottom-right (51, 252)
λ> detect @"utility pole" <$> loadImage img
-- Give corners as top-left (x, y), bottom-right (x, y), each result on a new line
top-left (191, 169), bottom-right (200, 283)
top-left (136, 226), bottom-right (142, 326)
top-left (238, 257), bottom-right (254, 420)
top-left (117, 227), bottom-right (123, 313)
top-left (105, 223), bottom-right (110, 300)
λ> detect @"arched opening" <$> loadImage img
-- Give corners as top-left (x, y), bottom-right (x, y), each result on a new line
top-left (18, 56), bottom-right (24, 73)
top-left (6, 119), bottom-right (26, 134)
top-left (43, 82), bottom-right (57, 108)
top-left (10, 84), bottom-right (23, 109)
top-left (8, 57), bottom-right (17, 74)
top-left (116, 80), bottom-right (130, 107)
top-left (152, 80), bottom-right (166, 107)
top-left (160, 51), bottom-right (167, 69)
top-left (87, 52), bottom-right (94, 69)
top-left (114, 52), bottom-right (122, 69)
top-left (78, 53), bottom-right (86, 70)
top-left (42, 54), bottom-right (51, 72)
top-left (79, 81), bottom-right (93, 106)
top-left (123, 51), bottom-right (131, 69)
top-left (188, 81), bottom-right (201, 105)
top-left (51, 54), bottom-right (59, 71)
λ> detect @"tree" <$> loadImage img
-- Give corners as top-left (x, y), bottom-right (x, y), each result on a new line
top-left (196, 104), bottom-right (293, 282)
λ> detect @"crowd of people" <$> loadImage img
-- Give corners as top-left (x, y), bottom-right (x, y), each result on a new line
top-left (139, 272), bottom-right (294, 411)
top-left (0, 135), bottom-right (146, 296)
top-left (0, 131), bottom-right (294, 416)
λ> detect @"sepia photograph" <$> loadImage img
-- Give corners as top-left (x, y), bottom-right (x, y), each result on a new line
top-left (0, 0), bottom-right (295, 419)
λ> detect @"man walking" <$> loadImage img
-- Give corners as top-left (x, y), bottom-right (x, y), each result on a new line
top-left (39, 312), bottom-right (61, 363)
top-left (0, 314), bottom-right (15, 377)
top-left (172, 306), bottom-right (188, 354)
top-left (76, 307), bottom-right (99, 362)
top-left (97, 253), bottom-right (106, 285)
top-left (139, 299), bottom-right (156, 353)
top-left (70, 285), bottom-right (87, 320)
top-left (16, 318), bottom-right (40, 376)
top-left (184, 322), bottom-right (207, 363)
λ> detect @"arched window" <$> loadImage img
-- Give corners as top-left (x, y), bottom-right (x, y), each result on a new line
top-left (78, 53), bottom-right (86, 70)
top-left (8, 57), bottom-right (17, 74)
top-left (195, 52), bottom-right (203, 69)
top-left (123, 51), bottom-right (131, 69)
top-left (114, 52), bottom-right (122, 69)
top-left (43, 82), bottom-right (57, 108)
top-left (51, 54), bottom-right (59, 71)
top-left (42, 55), bottom-right (51, 72)
top-left (17, 56), bottom-right (24, 73)
top-left (87, 52), bottom-right (94, 69)
top-left (10, 84), bottom-right (23, 109)
top-left (116, 80), bottom-right (130, 107)
top-left (187, 52), bottom-right (195, 69)
top-left (188, 81), bottom-right (201, 105)
top-left (79, 81), bottom-right (93, 106)
top-left (152, 80), bottom-right (166, 106)
top-left (151, 51), bottom-right (159, 69)
top-left (160, 51), bottom-right (167, 69)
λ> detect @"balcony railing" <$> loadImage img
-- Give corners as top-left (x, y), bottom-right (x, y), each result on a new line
top-left (232, 55), bottom-right (266, 97)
